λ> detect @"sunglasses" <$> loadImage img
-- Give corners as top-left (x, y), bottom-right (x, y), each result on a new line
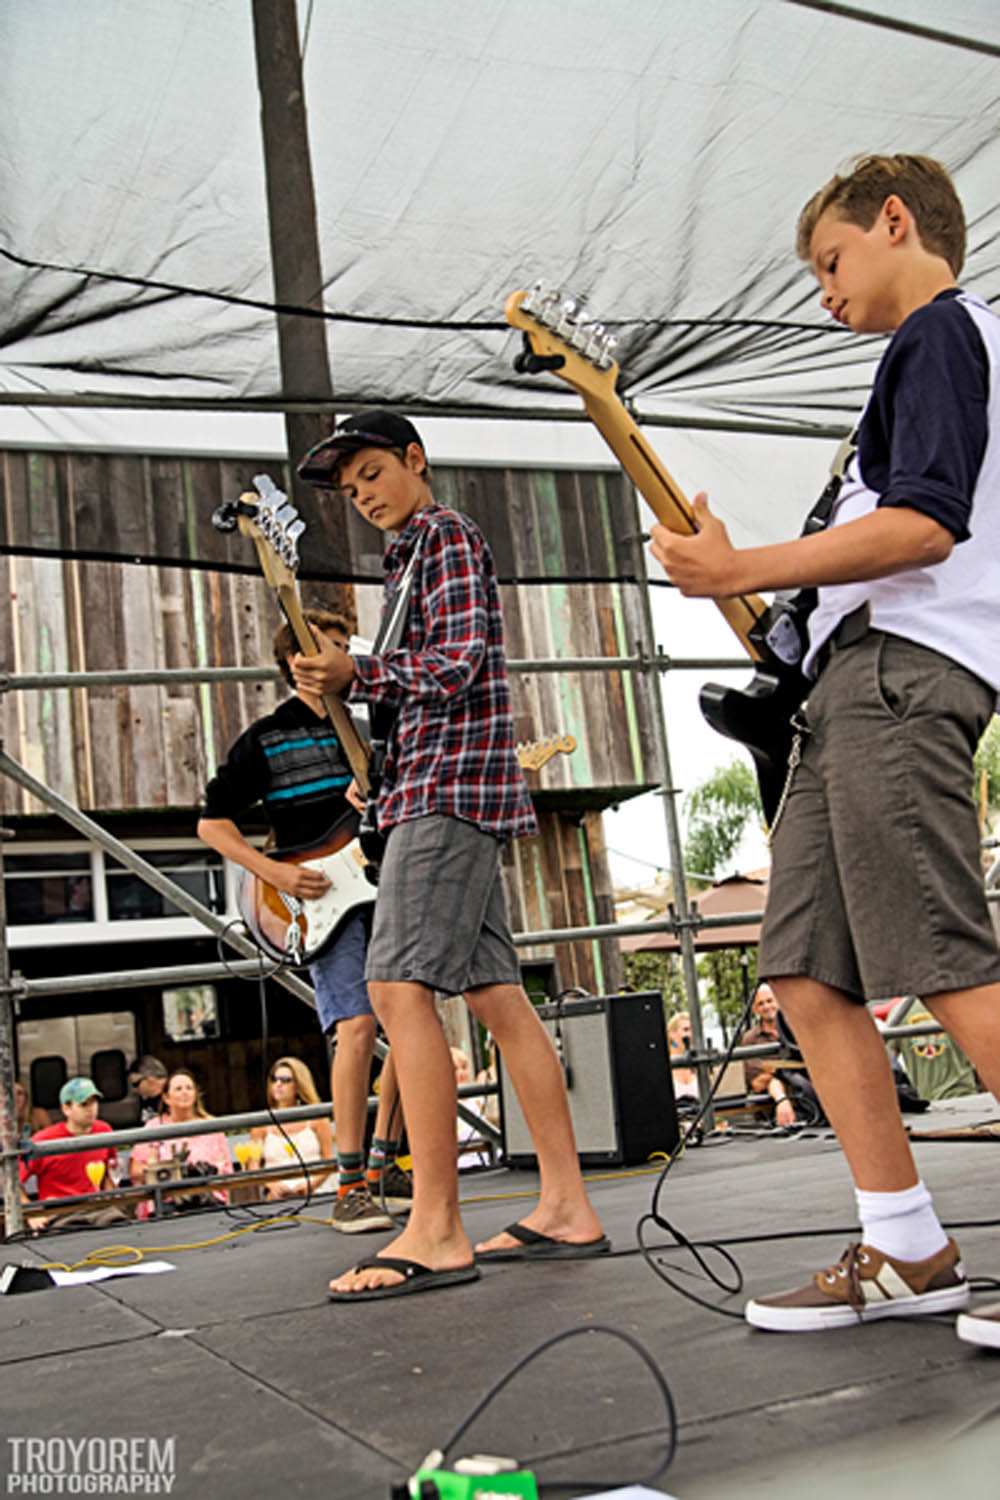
top-left (271, 1074), bottom-right (296, 1086)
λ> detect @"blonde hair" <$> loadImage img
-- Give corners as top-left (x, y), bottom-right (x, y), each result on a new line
top-left (268, 1056), bottom-right (321, 1107)
top-left (796, 154), bottom-right (965, 277)
top-left (163, 1069), bottom-right (212, 1120)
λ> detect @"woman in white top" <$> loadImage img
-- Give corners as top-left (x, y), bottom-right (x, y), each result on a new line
top-left (251, 1057), bottom-right (336, 1200)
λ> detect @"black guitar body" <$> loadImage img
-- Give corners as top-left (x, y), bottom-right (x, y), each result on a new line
top-left (699, 666), bottom-right (810, 826)
top-left (357, 738), bottom-right (389, 885)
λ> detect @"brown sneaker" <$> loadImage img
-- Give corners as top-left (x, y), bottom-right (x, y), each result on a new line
top-left (369, 1161), bottom-right (413, 1214)
top-left (745, 1239), bottom-right (969, 1332)
top-left (957, 1303), bottom-right (1000, 1350)
top-left (328, 1187), bottom-right (393, 1235)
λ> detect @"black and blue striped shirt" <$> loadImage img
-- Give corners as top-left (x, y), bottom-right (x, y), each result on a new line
top-left (201, 696), bottom-right (356, 851)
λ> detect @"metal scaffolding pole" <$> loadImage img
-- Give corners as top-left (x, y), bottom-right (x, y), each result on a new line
top-left (1, 652), bottom-right (749, 693)
top-left (629, 525), bottom-right (716, 1126)
top-left (0, 824), bottom-right (23, 1237)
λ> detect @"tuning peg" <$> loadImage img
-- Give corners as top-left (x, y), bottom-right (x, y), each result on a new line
top-left (537, 288), bottom-right (562, 327)
top-left (581, 322), bottom-right (607, 359)
top-left (521, 283), bottom-right (544, 315)
top-left (555, 295), bottom-right (585, 338)
top-left (597, 334), bottom-right (618, 370)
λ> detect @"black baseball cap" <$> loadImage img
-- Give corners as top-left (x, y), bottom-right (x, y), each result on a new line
top-left (296, 410), bottom-right (426, 489)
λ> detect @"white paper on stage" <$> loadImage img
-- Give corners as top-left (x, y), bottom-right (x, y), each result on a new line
top-left (49, 1260), bottom-right (176, 1288)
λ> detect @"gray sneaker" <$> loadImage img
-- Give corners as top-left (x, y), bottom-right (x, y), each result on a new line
top-left (329, 1187), bottom-right (393, 1234)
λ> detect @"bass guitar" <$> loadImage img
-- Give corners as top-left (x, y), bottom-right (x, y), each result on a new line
top-left (504, 285), bottom-right (809, 822)
top-left (211, 477), bottom-right (377, 965)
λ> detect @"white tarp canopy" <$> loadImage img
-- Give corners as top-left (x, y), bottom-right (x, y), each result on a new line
top-left (3, 0), bottom-right (1000, 438)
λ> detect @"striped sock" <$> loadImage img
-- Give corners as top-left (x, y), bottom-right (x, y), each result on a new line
top-left (366, 1136), bottom-right (399, 1185)
top-left (337, 1151), bottom-right (365, 1198)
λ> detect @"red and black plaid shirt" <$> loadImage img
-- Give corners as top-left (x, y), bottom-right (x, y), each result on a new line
top-left (350, 504), bottom-right (537, 840)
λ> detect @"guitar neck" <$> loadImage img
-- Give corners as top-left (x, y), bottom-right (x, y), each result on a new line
top-left (581, 391), bottom-right (765, 660)
top-left (276, 585), bottom-right (371, 797)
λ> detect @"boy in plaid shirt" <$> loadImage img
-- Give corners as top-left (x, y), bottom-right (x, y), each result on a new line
top-left (294, 410), bottom-right (606, 1301)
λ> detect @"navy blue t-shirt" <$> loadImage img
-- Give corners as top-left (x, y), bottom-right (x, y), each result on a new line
top-left (861, 287), bottom-right (990, 540)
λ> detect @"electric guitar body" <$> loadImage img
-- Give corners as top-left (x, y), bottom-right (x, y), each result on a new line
top-left (236, 808), bottom-right (374, 967)
top-left (698, 668), bottom-right (808, 825)
top-left (503, 285), bottom-right (810, 824)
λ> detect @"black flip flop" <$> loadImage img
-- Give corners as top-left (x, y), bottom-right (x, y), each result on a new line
top-left (327, 1254), bottom-right (481, 1303)
top-left (475, 1222), bottom-right (612, 1262)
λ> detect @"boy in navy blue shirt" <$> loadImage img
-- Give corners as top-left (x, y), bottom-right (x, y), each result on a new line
top-left (653, 155), bottom-right (1000, 1347)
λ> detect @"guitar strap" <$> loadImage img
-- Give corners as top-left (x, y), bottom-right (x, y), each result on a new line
top-left (748, 428), bottom-right (859, 668)
top-left (368, 525), bottom-right (428, 735)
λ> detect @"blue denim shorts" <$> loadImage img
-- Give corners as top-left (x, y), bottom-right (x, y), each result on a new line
top-left (309, 910), bottom-right (372, 1034)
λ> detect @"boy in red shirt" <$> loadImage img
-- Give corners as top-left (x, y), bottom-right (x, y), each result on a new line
top-left (20, 1077), bottom-right (115, 1228)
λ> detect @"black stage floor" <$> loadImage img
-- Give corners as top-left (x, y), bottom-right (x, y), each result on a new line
top-left (2, 1097), bottom-right (999, 1499)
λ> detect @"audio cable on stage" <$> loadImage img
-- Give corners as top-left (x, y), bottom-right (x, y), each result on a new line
top-left (393, 1324), bottom-right (678, 1499)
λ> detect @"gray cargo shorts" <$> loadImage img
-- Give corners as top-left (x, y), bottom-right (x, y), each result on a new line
top-left (759, 630), bottom-right (1000, 1000)
top-left (365, 813), bottom-right (522, 995)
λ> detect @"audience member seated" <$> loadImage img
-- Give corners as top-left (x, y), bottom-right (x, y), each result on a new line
top-left (127, 1056), bottom-right (169, 1123)
top-left (129, 1068), bottom-right (233, 1217)
top-left (887, 999), bottom-right (979, 1102)
top-left (452, 1047), bottom-right (492, 1169)
top-left (15, 1079), bottom-right (49, 1146)
top-left (18, 1078), bottom-right (117, 1230)
top-left (474, 1040), bottom-right (500, 1132)
top-left (667, 1011), bottom-right (700, 1104)
top-left (743, 983), bottom-right (822, 1127)
top-left (249, 1056), bottom-right (336, 1200)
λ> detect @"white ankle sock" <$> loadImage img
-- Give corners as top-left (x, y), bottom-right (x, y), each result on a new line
top-left (855, 1180), bottom-right (948, 1263)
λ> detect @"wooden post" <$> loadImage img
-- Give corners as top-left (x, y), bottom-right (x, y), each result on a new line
top-left (251, 0), bottom-right (355, 623)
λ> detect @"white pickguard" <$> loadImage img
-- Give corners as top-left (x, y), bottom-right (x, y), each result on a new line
top-left (294, 841), bottom-right (374, 956)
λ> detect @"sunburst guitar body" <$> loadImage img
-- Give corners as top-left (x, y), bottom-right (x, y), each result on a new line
top-left (236, 808), bottom-right (374, 967)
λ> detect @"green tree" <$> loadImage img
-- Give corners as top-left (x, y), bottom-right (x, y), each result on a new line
top-left (683, 760), bottom-right (763, 887)
top-left (623, 949), bottom-right (685, 1009)
top-left (974, 714), bottom-right (1000, 821)
top-left (698, 948), bottom-right (758, 1040)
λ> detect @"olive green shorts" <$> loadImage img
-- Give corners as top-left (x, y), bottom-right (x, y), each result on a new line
top-left (759, 631), bottom-right (1000, 1001)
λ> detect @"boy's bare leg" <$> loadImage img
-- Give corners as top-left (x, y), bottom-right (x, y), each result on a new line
top-left (371, 1045), bottom-right (400, 1141)
top-left (329, 981), bottom-right (471, 1294)
top-left (923, 983), bottom-right (1000, 1097)
top-left (775, 975), bottom-right (1000, 1194)
top-left (330, 1014), bottom-right (377, 1158)
top-left (468, 984), bottom-right (604, 1254)
top-left (773, 977), bottom-right (919, 1190)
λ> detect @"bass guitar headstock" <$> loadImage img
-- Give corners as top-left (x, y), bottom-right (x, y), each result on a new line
top-left (505, 284), bottom-right (619, 401)
top-left (212, 475), bottom-right (305, 591)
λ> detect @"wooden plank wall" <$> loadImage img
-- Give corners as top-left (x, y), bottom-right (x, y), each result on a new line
top-left (1, 447), bottom-right (655, 995)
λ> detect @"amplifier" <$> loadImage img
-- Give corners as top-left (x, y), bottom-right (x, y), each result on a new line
top-left (498, 990), bottom-right (679, 1167)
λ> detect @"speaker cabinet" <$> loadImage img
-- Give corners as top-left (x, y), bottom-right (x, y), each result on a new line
top-left (499, 991), bottom-right (679, 1167)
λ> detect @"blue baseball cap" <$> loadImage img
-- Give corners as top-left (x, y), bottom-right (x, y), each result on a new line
top-left (60, 1077), bottom-right (102, 1107)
